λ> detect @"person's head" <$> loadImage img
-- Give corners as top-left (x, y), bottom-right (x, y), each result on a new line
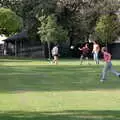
top-left (101, 47), bottom-right (107, 53)
top-left (85, 43), bottom-right (88, 47)
top-left (54, 43), bottom-right (58, 47)
top-left (93, 40), bottom-right (97, 44)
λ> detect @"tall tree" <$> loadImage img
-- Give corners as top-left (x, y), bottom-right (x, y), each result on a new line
top-left (38, 14), bottom-right (68, 59)
top-left (56, 0), bottom-right (120, 44)
top-left (0, 8), bottom-right (23, 36)
top-left (95, 14), bottom-right (120, 46)
top-left (0, 0), bottom-right (119, 45)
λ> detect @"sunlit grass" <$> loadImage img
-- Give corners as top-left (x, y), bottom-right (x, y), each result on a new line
top-left (0, 58), bottom-right (120, 119)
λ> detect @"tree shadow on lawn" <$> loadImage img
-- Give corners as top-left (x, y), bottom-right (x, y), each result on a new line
top-left (0, 65), bottom-right (120, 92)
top-left (0, 59), bottom-right (37, 63)
top-left (0, 58), bottom-right (47, 63)
top-left (0, 110), bottom-right (120, 120)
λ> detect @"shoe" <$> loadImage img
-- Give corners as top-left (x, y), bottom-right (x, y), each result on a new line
top-left (100, 79), bottom-right (104, 82)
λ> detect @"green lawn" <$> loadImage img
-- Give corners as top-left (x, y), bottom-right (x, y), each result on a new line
top-left (0, 58), bottom-right (120, 120)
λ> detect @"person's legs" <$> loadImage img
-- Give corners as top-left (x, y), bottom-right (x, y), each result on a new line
top-left (95, 52), bottom-right (99, 64)
top-left (54, 56), bottom-right (58, 64)
top-left (109, 62), bottom-right (120, 76)
top-left (85, 56), bottom-right (89, 65)
top-left (52, 55), bottom-right (56, 63)
top-left (101, 62), bottom-right (109, 81)
top-left (93, 52), bottom-right (96, 61)
top-left (93, 52), bottom-right (97, 63)
top-left (80, 55), bottom-right (84, 65)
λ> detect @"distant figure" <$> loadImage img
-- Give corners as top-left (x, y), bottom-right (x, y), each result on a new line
top-left (92, 41), bottom-right (100, 64)
top-left (100, 47), bottom-right (120, 82)
top-left (51, 44), bottom-right (59, 64)
top-left (3, 49), bottom-right (7, 56)
top-left (78, 43), bottom-right (90, 65)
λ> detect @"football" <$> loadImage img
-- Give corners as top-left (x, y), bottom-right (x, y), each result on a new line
top-left (70, 46), bottom-right (74, 49)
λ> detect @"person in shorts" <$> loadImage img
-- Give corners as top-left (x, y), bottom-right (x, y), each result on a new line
top-left (51, 44), bottom-right (59, 64)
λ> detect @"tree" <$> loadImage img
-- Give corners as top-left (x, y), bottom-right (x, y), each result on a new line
top-left (56, 0), bottom-right (120, 44)
top-left (0, 0), bottom-right (119, 46)
top-left (38, 14), bottom-right (68, 59)
top-left (95, 14), bottom-right (120, 46)
top-left (0, 8), bottom-right (23, 36)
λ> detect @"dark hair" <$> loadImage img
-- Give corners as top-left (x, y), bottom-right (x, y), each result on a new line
top-left (85, 43), bottom-right (88, 46)
top-left (94, 40), bottom-right (97, 43)
top-left (54, 43), bottom-right (58, 46)
top-left (102, 47), bottom-right (107, 52)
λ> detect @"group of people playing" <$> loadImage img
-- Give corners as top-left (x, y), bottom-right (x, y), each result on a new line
top-left (78, 40), bottom-right (100, 65)
top-left (51, 41), bottom-right (120, 82)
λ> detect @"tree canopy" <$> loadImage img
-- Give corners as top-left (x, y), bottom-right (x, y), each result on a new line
top-left (0, 0), bottom-right (119, 43)
top-left (95, 14), bottom-right (120, 44)
top-left (0, 7), bottom-right (23, 36)
top-left (38, 14), bottom-right (68, 59)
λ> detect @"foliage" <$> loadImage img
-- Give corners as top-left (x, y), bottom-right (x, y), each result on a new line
top-left (56, 0), bottom-right (120, 44)
top-left (0, 59), bottom-right (120, 120)
top-left (0, 7), bottom-right (23, 36)
top-left (0, 0), bottom-right (120, 44)
top-left (37, 14), bottom-right (68, 58)
top-left (38, 14), bottom-right (68, 43)
top-left (95, 14), bottom-right (120, 44)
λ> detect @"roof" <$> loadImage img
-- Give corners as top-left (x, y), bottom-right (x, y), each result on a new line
top-left (3, 31), bottom-right (28, 42)
top-left (0, 34), bottom-right (7, 44)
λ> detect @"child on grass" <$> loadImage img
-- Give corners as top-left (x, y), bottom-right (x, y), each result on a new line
top-left (100, 47), bottom-right (120, 82)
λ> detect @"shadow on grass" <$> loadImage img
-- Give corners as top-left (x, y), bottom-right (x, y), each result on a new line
top-left (0, 110), bottom-right (120, 120)
top-left (0, 59), bottom-right (36, 63)
top-left (0, 57), bottom-right (48, 63)
top-left (0, 64), bottom-right (120, 92)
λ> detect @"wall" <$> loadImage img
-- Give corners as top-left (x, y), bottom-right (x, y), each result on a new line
top-left (110, 43), bottom-right (120, 59)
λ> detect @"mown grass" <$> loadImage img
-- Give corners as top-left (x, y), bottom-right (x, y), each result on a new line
top-left (0, 58), bottom-right (120, 120)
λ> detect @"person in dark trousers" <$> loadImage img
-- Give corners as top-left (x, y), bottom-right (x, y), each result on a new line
top-left (78, 43), bottom-right (90, 65)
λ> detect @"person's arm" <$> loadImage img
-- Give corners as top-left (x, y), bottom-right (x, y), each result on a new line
top-left (78, 47), bottom-right (82, 51)
top-left (92, 45), bottom-right (94, 53)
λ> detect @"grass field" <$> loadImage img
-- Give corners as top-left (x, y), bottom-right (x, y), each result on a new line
top-left (0, 58), bottom-right (120, 120)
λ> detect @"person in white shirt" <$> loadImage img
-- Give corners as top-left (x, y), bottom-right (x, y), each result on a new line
top-left (51, 44), bottom-right (59, 64)
top-left (92, 41), bottom-right (100, 64)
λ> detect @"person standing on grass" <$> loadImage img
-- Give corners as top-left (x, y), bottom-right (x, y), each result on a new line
top-left (78, 43), bottom-right (90, 65)
top-left (92, 40), bottom-right (100, 64)
top-left (100, 47), bottom-right (120, 82)
top-left (51, 44), bottom-right (59, 64)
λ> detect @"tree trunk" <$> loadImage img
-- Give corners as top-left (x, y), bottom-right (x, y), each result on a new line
top-left (106, 40), bottom-right (108, 50)
top-left (47, 41), bottom-right (51, 60)
top-left (20, 40), bottom-right (22, 56)
top-left (15, 40), bottom-right (17, 57)
top-left (105, 32), bottom-right (108, 50)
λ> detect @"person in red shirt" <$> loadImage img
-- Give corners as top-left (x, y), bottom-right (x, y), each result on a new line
top-left (100, 47), bottom-right (120, 82)
top-left (78, 43), bottom-right (90, 65)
